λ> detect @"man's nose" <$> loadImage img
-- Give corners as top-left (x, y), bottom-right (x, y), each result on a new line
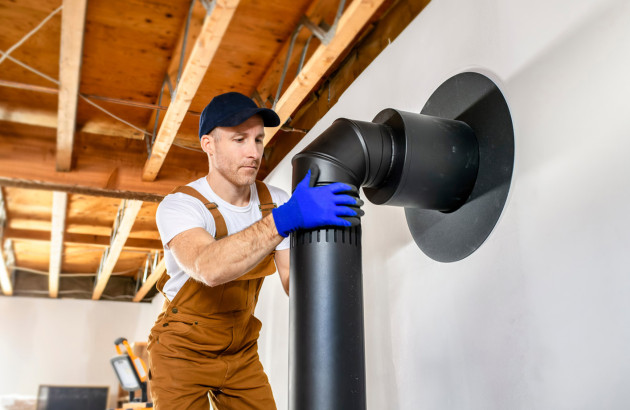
top-left (245, 139), bottom-right (260, 157)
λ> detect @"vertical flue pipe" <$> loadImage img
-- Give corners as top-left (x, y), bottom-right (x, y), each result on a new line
top-left (289, 111), bottom-right (479, 410)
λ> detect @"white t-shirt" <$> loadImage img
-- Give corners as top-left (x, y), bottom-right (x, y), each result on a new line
top-left (155, 177), bottom-right (290, 301)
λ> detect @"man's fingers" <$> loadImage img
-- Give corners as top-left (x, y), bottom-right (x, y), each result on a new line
top-left (332, 194), bottom-right (358, 205)
top-left (334, 206), bottom-right (358, 217)
top-left (326, 182), bottom-right (353, 194)
top-left (296, 170), bottom-right (312, 189)
top-left (308, 165), bottom-right (320, 187)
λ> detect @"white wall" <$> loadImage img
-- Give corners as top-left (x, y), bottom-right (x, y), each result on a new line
top-left (0, 294), bottom-right (163, 408)
top-left (257, 0), bottom-right (630, 408)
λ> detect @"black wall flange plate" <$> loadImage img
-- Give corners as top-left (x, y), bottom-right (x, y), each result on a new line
top-left (405, 72), bottom-right (515, 262)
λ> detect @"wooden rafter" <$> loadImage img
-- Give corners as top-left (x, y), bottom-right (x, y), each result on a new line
top-left (263, 0), bottom-right (388, 145)
top-left (92, 199), bottom-right (143, 300)
top-left (4, 228), bottom-right (162, 250)
top-left (133, 257), bottom-right (165, 302)
top-left (56, 0), bottom-right (88, 171)
top-left (142, 0), bottom-right (241, 182)
top-left (48, 191), bottom-right (67, 298)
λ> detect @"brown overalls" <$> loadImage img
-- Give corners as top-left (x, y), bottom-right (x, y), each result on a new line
top-left (147, 181), bottom-right (278, 410)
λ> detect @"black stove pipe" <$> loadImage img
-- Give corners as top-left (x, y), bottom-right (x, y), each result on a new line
top-left (289, 109), bottom-right (479, 410)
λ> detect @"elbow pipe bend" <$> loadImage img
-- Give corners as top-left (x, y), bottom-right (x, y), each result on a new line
top-left (291, 108), bottom-right (479, 213)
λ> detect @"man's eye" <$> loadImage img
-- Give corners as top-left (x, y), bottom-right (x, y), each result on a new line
top-left (234, 138), bottom-right (244, 143)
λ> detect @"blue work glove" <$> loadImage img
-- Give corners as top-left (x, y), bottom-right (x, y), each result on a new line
top-left (272, 170), bottom-right (359, 237)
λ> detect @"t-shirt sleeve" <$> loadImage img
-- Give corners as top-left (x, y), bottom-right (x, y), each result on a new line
top-left (155, 194), bottom-right (215, 250)
top-left (270, 185), bottom-right (291, 251)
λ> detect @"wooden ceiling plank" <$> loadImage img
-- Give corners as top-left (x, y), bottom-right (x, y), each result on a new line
top-left (92, 199), bottom-right (143, 300)
top-left (0, 5), bottom-right (63, 66)
top-left (56, 0), bottom-right (88, 172)
top-left (142, 0), bottom-right (241, 182)
top-left (132, 257), bottom-right (165, 302)
top-left (5, 228), bottom-right (162, 250)
top-left (49, 191), bottom-right (67, 298)
top-left (263, 0), bottom-right (388, 145)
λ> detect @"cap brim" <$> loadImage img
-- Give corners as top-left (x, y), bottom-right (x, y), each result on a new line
top-left (218, 107), bottom-right (281, 128)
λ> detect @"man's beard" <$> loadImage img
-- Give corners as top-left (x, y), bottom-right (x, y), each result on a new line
top-left (214, 160), bottom-right (259, 187)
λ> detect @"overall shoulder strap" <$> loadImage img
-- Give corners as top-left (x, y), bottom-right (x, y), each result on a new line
top-left (169, 186), bottom-right (228, 239)
top-left (255, 180), bottom-right (276, 217)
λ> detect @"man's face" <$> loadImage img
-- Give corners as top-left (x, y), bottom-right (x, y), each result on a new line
top-left (204, 115), bottom-right (265, 187)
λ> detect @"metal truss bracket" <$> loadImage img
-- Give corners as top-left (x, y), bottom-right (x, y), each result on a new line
top-left (251, 90), bottom-right (266, 108)
top-left (300, 0), bottom-right (345, 45)
top-left (199, 0), bottom-right (216, 14)
top-left (271, 0), bottom-right (346, 110)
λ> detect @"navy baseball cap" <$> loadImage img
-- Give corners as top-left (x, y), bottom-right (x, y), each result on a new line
top-left (198, 92), bottom-right (280, 138)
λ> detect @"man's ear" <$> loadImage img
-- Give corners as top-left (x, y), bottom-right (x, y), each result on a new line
top-left (200, 134), bottom-right (214, 155)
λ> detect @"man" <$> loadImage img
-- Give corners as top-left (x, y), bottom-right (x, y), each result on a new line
top-left (147, 92), bottom-right (358, 409)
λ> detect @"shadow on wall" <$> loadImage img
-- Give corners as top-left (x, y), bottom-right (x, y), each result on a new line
top-left (500, 0), bottom-right (628, 178)
top-left (361, 203), bottom-right (410, 410)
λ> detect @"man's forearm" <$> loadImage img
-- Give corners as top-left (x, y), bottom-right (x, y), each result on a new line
top-left (191, 213), bottom-right (283, 287)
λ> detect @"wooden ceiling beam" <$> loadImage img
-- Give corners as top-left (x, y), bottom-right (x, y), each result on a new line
top-left (48, 191), bottom-right (67, 298)
top-left (4, 228), bottom-right (162, 250)
top-left (133, 257), bottom-right (165, 302)
top-left (92, 199), bottom-right (143, 300)
top-left (0, 133), bottom-right (205, 199)
top-left (56, 0), bottom-right (88, 171)
top-left (142, 0), bottom-right (241, 182)
top-left (262, 0), bottom-right (388, 145)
